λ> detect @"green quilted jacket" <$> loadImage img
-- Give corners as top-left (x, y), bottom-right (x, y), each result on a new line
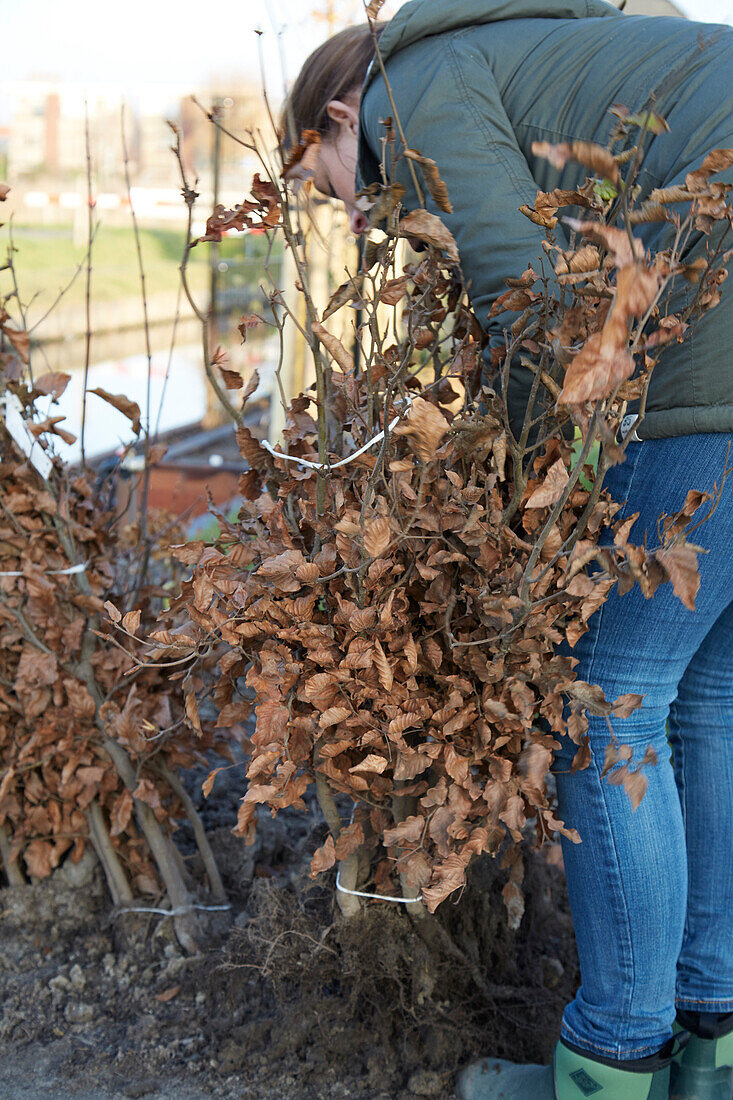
top-left (355, 0), bottom-right (733, 438)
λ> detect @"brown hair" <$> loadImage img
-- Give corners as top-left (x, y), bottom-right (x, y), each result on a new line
top-left (280, 22), bottom-right (388, 147)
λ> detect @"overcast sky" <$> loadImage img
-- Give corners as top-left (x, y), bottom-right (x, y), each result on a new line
top-left (677, 0), bottom-right (733, 17)
top-left (1, 0), bottom-right (731, 113)
top-left (0, 0), bottom-right (366, 101)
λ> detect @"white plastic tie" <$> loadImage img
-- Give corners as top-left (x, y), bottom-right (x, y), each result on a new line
top-left (262, 398), bottom-right (412, 473)
top-left (0, 561), bottom-right (88, 578)
top-left (112, 902), bottom-right (232, 919)
top-left (334, 802), bottom-right (423, 905)
top-left (336, 866), bottom-right (423, 905)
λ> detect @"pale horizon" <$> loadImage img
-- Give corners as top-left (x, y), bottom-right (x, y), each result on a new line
top-left (1, 0), bottom-right (730, 124)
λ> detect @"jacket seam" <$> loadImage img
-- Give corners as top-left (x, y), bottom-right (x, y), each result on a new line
top-left (447, 38), bottom-right (534, 204)
top-left (642, 403), bottom-right (733, 413)
top-left (688, 284), bottom-right (699, 431)
top-left (515, 121), bottom-right (578, 143)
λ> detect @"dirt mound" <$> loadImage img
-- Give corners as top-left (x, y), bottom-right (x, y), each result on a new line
top-left (201, 844), bottom-right (576, 1098)
top-left (0, 755), bottom-right (578, 1099)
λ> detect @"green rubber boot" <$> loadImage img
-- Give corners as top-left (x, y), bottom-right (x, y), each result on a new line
top-left (670, 1011), bottom-right (733, 1100)
top-left (456, 1037), bottom-right (674, 1099)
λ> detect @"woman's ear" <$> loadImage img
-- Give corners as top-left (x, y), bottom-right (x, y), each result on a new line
top-left (325, 98), bottom-right (360, 137)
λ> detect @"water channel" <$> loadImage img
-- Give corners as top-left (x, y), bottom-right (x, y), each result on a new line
top-left (29, 312), bottom-right (276, 464)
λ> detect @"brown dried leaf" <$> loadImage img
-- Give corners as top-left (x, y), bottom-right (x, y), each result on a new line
top-left (403, 148), bottom-right (453, 213)
top-left (366, 182), bottom-right (406, 229)
top-left (122, 609), bottom-right (141, 635)
top-left (63, 679), bottom-right (96, 719)
top-left (559, 332), bottom-right (636, 406)
top-left (13, 642), bottom-right (57, 686)
top-left (421, 853), bottom-right (468, 912)
top-left (531, 140), bottom-right (620, 184)
top-left (238, 369), bottom-right (260, 409)
top-left (319, 707), bottom-right (351, 730)
top-left (28, 415), bottom-right (76, 446)
top-left (4, 327), bottom-right (30, 364)
top-left (526, 459), bottom-right (569, 509)
top-left (170, 542), bottom-right (205, 566)
top-left (686, 148), bottom-right (733, 192)
top-left (499, 794), bottom-right (526, 839)
top-left (24, 839), bottom-right (54, 878)
top-left (109, 790), bottom-right (133, 836)
top-left (350, 754), bottom-right (388, 775)
top-left (256, 549), bottom-right (307, 593)
top-left (607, 763), bottom-right (648, 811)
top-left (34, 371), bottom-right (71, 399)
top-left (373, 640), bottom-right (393, 693)
top-left (310, 834), bottom-right (336, 876)
top-left (237, 426), bottom-right (268, 468)
top-left (393, 397), bottom-right (449, 463)
top-left (334, 821), bottom-right (364, 861)
top-left (202, 767), bottom-right (225, 798)
top-left (564, 680), bottom-right (612, 717)
top-left (380, 275), bottom-right (411, 306)
top-left (132, 777), bottom-right (163, 811)
top-left (185, 690), bottom-right (203, 736)
top-left (311, 322), bottom-right (354, 373)
top-left (393, 752), bottom-right (431, 781)
top-left (383, 815), bottom-right (424, 846)
top-left (399, 209), bottom-right (459, 263)
top-left (322, 276), bottom-right (363, 321)
top-left (612, 693), bottom-right (644, 719)
top-left (656, 542), bottom-right (702, 611)
top-left (365, 0), bottom-right (386, 19)
top-left (220, 368), bottom-right (243, 390)
top-left (531, 140), bottom-right (574, 172)
top-left (89, 388), bottom-right (142, 434)
top-left (364, 517), bottom-right (391, 558)
top-left (281, 128), bottom-right (321, 181)
top-left (563, 219), bottom-right (644, 267)
top-left (555, 245), bottom-right (600, 276)
top-left (522, 188), bottom-right (592, 229)
top-left (403, 636), bottom-right (419, 674)
top-left (518, 742), bottom-right (552, 793)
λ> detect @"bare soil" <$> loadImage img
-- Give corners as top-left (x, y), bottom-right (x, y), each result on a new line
top-left (0, 754), bottom-right (579, 1100)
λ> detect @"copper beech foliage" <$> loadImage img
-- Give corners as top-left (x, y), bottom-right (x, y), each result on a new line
top-left (170, 116), bottom-right (732, 916)
top-left (0, 291), bottom-right (234, 898)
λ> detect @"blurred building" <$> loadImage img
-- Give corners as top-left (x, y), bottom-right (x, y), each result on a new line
top-left (4, 2), bottom-right (687, 200)
top-left (5, 80), bottom-right (270, 191)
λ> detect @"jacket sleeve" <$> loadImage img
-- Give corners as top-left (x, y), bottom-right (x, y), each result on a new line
top-left (358, 35), bottom-right (559, 346)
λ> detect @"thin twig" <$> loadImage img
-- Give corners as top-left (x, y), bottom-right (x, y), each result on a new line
top-left (122, 103), bottom-right (154, 600)
top-left (80, 100), bottom-right (95, 469)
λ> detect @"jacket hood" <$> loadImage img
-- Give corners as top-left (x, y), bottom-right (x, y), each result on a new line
top-left (363, 0), bottom-right (622, 94)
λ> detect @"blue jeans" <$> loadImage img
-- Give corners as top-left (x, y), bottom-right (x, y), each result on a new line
top-left (551, 432), bottom-right (733, 1061)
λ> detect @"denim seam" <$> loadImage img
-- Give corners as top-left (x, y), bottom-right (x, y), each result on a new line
top-left (670, 708), bottom-right (692, 1004)
top-left (561, 1021), bottom-right (666, 1058)
top-left (677, 997), bottom-right (733, 1005)
top-left (567, 441), bottom-right (645, 1052)
top-left (594, 748), bottom-right (638, 1049)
